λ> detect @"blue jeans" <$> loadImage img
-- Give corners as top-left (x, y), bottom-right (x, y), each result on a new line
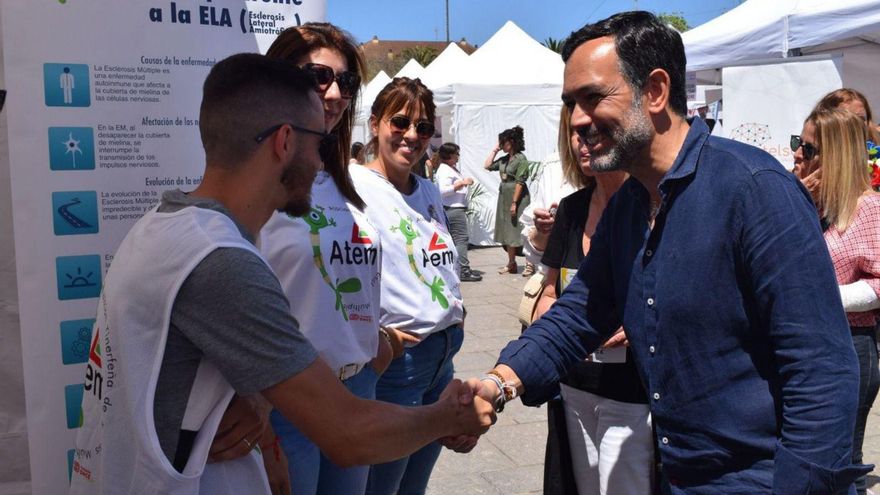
top-left (270, 365), bottom-right (379, 495)
top-left (852, 326), bottom-right (879, 495)
top-left (366, 325), bottom-right (464, 495)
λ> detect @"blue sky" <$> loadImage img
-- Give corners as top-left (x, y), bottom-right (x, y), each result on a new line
top-left (327, 0), bottom-right (742, 46)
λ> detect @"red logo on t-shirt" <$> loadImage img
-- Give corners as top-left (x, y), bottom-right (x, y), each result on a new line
top-left (89, 327), bottom-right (102, 368)
top-left (351, 223), bottom-right (372, 244)
top-left (428, 232), bottom-right (448, 251)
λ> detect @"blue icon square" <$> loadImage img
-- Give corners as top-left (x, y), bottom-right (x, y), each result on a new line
top-left (67, 449), bottom-right (75, 482)
top-left (56, 255), bottom-right (102, 300)
top-left (52, 191), bottom-right (99, 236)
top-left (60, 319), bottom-right (94, 365)
top-left (64, 384), bottom-right (84, 429)
top-left (48, 127), bottom-right (95, 171)
top-left (44, 63), bottom-right (90, 107)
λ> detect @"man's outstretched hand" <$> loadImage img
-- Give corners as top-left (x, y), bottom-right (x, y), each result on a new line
top-left (438, 378), bottom-right (496, 453)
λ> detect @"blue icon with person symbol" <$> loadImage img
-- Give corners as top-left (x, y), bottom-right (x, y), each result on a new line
top-left (44, 63), bottom-right (90, 107)
top-left (52, 191), bottom-right (99, 236)
top-left (48, 127), bottom-right (95, 171)
top-left (56, 255), bottom-right (102, 300)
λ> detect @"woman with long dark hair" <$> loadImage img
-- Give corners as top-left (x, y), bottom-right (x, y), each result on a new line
top-left (350, 77), bottom-right (465, 495)
top-left (259, 23), bottom-right (392, 495)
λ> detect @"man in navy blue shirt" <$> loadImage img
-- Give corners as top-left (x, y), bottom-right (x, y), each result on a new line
top-left (475, 11), bottom-right (870, 494)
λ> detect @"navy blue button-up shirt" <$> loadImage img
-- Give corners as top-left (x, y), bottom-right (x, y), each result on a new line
top-left (499, 120), bottom-right (869, 493)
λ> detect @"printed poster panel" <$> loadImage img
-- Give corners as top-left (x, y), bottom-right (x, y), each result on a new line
top-left (722, 56), bottom-right (842, 169)
top-left (0, 1), bottom-right (324, 493)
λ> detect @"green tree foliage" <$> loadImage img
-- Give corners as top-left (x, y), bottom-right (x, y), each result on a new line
top-left (543, 37), bottom-right (564, 53)
top-left (657, 12), bottom-right (690, 32)
top-left (399, 46), bottom-right (439, 67)
top-left (364, 46), bottom-right (439, 81)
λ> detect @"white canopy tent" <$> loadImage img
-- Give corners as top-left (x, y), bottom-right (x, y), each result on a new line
top-left (420, 42), bottom-right (470, 90)
top-left (435, 21), bottom-right (565, 245)
top-left (682, 0), bottom-right (880, 109)
top-left (352, 70), bottom-right (391, 145)
top-left (394, 58), bottom-right (424, 79)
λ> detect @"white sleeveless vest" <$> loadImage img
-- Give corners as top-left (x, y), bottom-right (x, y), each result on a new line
top-left (69, 206), bottom-right (271, 495)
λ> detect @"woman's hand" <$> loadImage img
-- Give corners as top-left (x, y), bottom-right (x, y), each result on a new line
top-left (800, 168), bottom-right (821, 204)
top-left (371, 329), bottom-right (394, 375)
top-left (453, 178), bottom-right (475, 190)
top-left (509, 202), bottom-right (518, 218)
top-left (602, 327), bottom-right (629, 348)
top-left (533, 204), bottom-right (557, 235)
top-left (383, 327), bottom-right (422, 359)
top-left (260, 432), bottom-right (291, 495)
top-left (208, 395), bottom-right (272, 462)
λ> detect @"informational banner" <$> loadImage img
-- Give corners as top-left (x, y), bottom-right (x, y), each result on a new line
top-left (0, 1), bottom-right (324, 493)
top-left (722, 55), bottom-right (842, 169)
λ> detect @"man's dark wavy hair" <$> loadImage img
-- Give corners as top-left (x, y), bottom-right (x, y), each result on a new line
top-left (561, 11), bottom-right (687, 117)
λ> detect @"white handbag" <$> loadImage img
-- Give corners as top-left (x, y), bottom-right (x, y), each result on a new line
top-left (517, 272), bottom-right (546, 327)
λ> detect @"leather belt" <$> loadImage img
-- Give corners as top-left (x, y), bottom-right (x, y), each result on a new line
top-left (337, 362), bottom-right (365, 381)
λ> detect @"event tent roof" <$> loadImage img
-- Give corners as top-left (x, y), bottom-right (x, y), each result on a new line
top-left (394, 58), bottom-right (424, 79)
top-left (356, 70), bottom-right (391, 123)
top-left (456, 20), bottom-right (563, 86)
top-left (420, 42), bottom-right (470, 89)
top-left (683, 0), bottom-right (880, 71)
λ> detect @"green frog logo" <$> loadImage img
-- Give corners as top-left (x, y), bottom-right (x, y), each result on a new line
top-left (301, 206), bottom-right (362, 321)
top-left (390, 209), bottom-right (449, 309)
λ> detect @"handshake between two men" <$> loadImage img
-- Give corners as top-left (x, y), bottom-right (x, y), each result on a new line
top-left (211, 358), bottom-right (500, 475)
top-left (440, 367), bottom-right (520, 454)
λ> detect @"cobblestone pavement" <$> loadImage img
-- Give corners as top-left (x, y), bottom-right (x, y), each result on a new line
top-left (428, 246), bottom-right (880, 494)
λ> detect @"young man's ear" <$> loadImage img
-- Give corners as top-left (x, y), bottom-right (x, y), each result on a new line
top-left (272, 124), bottom-right (294, 161)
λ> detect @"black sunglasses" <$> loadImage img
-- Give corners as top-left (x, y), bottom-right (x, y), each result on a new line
top-left (790, 135), bottom-right (819, 161)
top-left (302, 63), bottom-right (360, 99)
top-left (254, 122), bottom-right (338, 162)
top-left (389, 115), bottom-right (435, 139)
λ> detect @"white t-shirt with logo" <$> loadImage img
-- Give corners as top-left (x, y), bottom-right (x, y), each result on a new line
top-left (260, 171), bottom-right (382, 371)
top-left (350, 165), bottom-right (464, 338)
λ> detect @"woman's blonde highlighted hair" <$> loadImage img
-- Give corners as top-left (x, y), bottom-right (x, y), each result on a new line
top-left (557, 106), bottom-right (594, 189)
top-left (807, 108), bottom-right (871, 230)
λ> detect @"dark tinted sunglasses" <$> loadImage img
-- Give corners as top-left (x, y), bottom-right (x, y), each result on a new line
top-left (254, 122), bottom-right (339, 163)
top-left (389, 115), bottom-right (435, 139)
top-left (302, 63), bottom-right (360, 99)
top-left (790, 135), bottom-right (819, 161)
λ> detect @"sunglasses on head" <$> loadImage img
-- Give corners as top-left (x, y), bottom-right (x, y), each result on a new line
top-left (790, 135), bottom-right (819, 161)
top-left (388, 115), bottom-right (435, 139)
top-left (302, 63), bottom-right (360, 99)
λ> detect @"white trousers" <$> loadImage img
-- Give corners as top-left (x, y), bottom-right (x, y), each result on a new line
top-left (560, 383), bottom-right (654, 495)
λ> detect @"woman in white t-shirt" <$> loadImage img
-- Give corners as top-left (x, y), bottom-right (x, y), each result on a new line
top-left (351, 77), bottom-right (466, 495)
top-left (259, 23), bottom-right (392, 495)
top-left (433, 142), bottom-right (482, 282)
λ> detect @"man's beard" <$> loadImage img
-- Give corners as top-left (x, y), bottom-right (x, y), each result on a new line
top-left (278, 157), bottom-right (315, 217)
top-left (583, 98), bottom-right (653, 172)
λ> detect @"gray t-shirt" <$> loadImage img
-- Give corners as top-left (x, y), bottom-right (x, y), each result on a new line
top-left (152, 189), bottom-right (318, 468)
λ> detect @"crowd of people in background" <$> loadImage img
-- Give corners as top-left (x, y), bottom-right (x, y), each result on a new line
top-left (69, 11), bottom-right (880, 495)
